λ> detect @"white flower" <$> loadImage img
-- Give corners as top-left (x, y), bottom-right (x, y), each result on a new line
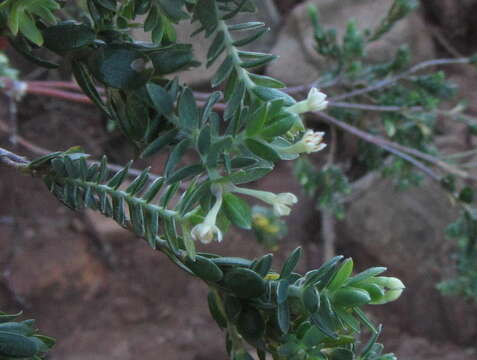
top-left (191, 223), bottom-right (223, 244)
top-left (278, 130), bottom-right (327, 155)
top-left (232, 186), bottom-right (298, 217)
top-left (306, 88), bottom-right (328, 112)
top-left (287, 88), bottom-right (328, 115)
top-left (190, 185), bottom-right (223, 244)
top-left (273, 193), bottom-right (298, 216)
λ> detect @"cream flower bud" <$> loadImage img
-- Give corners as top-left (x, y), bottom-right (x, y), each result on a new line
top-left (372, 276), bottom-right (405, 304)
top-left (278, 130), bottom-right (327, 155)
top-left (287, 88), bottom-right (328, 115)
top-left (232, 186), bottom-right (298, 217)
top-left (190, 185), bottom-right (223, 244)
top-left (306, 87), bottom-right (328, 112)
top-left (274, 193), bottom-right (298, 216)
top-left (191, 223), bottom-right (223, 244)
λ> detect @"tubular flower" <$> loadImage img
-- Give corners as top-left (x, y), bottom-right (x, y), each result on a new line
top-left (191, 185), bottom-right (223, 244)
top-left (287, 88), bottom-right (328, 115)
top-left (233, 186), bottom-right (298, 216)
top-left (279, 130), bottom-right (327, 155)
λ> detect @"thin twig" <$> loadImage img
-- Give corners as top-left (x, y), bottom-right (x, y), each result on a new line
top-left (0, 120), bottom-right (161, 180)
top-left (329, 101), bottom-right (423, 112)
top-left (330, 57), bottom-right (470, 102)
top-left (312, 111), bottom-right (472, 182)
top-left (0, 146), bottom-right (28, 168)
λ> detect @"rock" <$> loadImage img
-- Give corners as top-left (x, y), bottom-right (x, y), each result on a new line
top-left (267, 0), bottom-right (435, 86)
top-left (339, 179), bottom-right (477, 345)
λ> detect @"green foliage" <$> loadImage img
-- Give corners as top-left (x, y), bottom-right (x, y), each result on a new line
top-left (0, 0), bottom-right (428, 358)
top-left (0, 311), bottom-right (55, 359)
top-left (439, 209), bottom-right (477, 301)
top-left (298, 0), bottom-right (477, 303)
top-left (294, 159), bottom-right (351, 219)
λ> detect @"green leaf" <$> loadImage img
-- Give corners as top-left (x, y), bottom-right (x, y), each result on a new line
top-left (280, 247), bottom-right (302, 279)
top-left (185, 255), bottom-right (224, 282)
top-left (237, 306), bottom-right (265, 342)
top-left (42, 22), bottom-right (95, 52)
top-left (228, 22), bottom-right (265, 32)
top-left (208, 291), bottom-right (227, 328)
top-left (0, 312), bottom-right (23, 324)
top-left (141, 129), bottom-right (179, 159)
top-left (195, 0), bottom-right (219, 36)
top-left (240, 54), bottom-right (276, 68)
top-left (229, 166), bottom-right (273, 184)
top-left (198, 126), bottom-right (211, 156)
top-left (353, 307), bottom-right (378, 334)
top-left (252, 87), bottom-right (296, 106)
top-left (167, 164), bottom-right (204, 184)
top-left (252, 253), bottom-right (273, 277)
top-left (328, 258), bottom-right (354, 292)
top-left (157, 0), bottom-right (188, 23)
top-left (304, 256), bottom-right (344, 287)
top-left (206, 136), bottom-right (233, 169)
top-left (345, 267), bottom-right (387, 287)
top-left (71, 61), bottom-right (109, 115)
top-left (89, 45), bottom-right (153, 90)
top-left (18, 12), bottom-right (43, 46)
top-left (8, 37), bottom-right (58, 68)
top-left (223, 193), bottom-right (252, 229)
top-left (224, 268), bottom-right (266, 298)
top-left (179, 88), bottom-right (199, 129)
top-left (212, 257), bottom-right (253, 268)
top-left (207, 31), bottom-right (226, 66)
top-left (245, 138), bottom-right (280, 162)
top-left (245, 103), bottom-right (269, 137)
top-left (165, 139), bottom-right (191, 178)
top-left (277, 302), bottom-right (290, 334)
top-left (276, 279), bottom-right (289, 304)
top-left (260, 114), bottom-right (296, 138)
top-left (328, 348), bottom-right (354, 360)
top-left (224, 81), bottom-right (245, 120)
top-left (302, 286), bottom-right (320, 313)
top-left (212, 55), bottom-right (234, 87)
top-left (225, 295), bottom-right (242, 322)
top-left (125, 168), bottom-right (150, 195)
top-left (249, 73), bottom-right (286, 88)
top-left (233, 28), bottom-right (269, 47)
top-left (148, 44), bottom-right (195, 75)
top-left (0, 332), bottom-right (38, 358)
top-left (146, 83), bottom-right (174, 117)
top-left (333, 288), bottom-right (371, 307)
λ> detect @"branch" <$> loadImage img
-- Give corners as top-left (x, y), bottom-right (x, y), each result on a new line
top-left (0, 146), bottom-right (28, 168)
top-left (313, 111), bottom-right (477, 182)
top-left (331, 57), bottom-right (470, 102)
top-left (0, 120), bottom-right (161, 180)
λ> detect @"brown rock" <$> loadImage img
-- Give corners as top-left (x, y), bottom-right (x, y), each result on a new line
top-left (267, 0), bottom-right (435, 86)
top-left (339, 179), bottom-right (477, 345)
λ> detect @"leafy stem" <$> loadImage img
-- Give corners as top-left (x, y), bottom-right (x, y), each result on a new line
top-left (218, 19), bottom-right (256, 90)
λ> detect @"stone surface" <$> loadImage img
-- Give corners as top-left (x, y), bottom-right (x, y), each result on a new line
top-left (339, 179), bottom-right (477, 345)
top-left (267, 0), bottom-right (436, 85)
